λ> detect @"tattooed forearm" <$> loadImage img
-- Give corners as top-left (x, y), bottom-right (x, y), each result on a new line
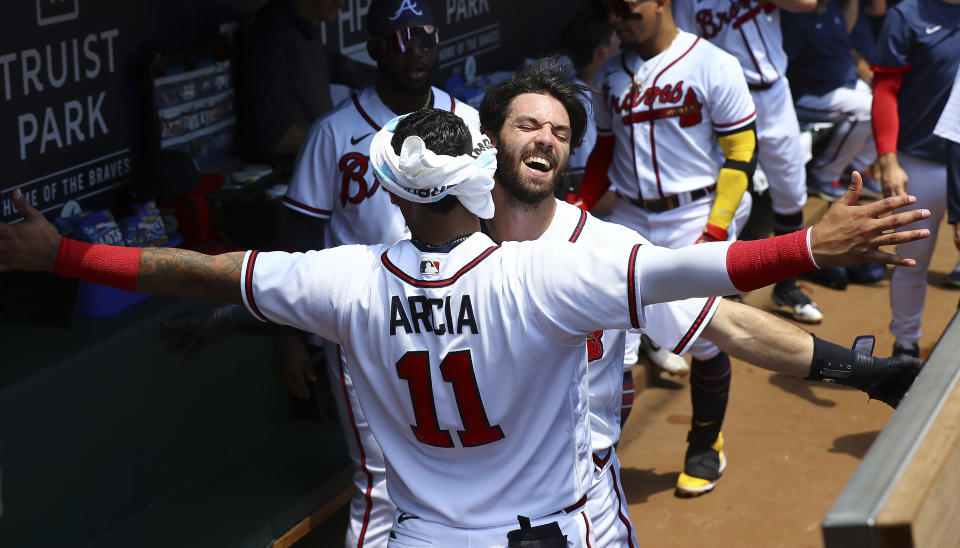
top-left (137, 248), bottom-right (245, 304)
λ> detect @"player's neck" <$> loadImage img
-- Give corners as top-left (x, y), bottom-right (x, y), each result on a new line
top-left (633, 26), bottom-right (679, 60)
top-left (376, 81), bottom-right (433, 116)
top-left (405, 204), bottom-right (481, 247)
top-left (485, 185), bottom-right (556, 244)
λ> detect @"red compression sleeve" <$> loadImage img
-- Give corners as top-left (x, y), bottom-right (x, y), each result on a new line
top-left (872, 69), bottom-right (907, 156)
top-left (52, 238), bottom-right (141, 291)
top-left (726, 228), bottom-right (816, 292)
top-left (574, 134), bottom-right (615, 210)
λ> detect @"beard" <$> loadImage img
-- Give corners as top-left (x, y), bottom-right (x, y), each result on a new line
top-left (495, 146), bottom-right (566, 207)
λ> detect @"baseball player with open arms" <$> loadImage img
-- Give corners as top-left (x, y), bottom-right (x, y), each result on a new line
top-left (673, 0), bottom-right (826, 324)
top-left (0, 108), bottom-right (929, 546)
top-left (572, 0), bottom-right (757, 497)
top-left (279, 1), bottom-right (479, 546)
top-left (479, 59), bottom-right (923, 545)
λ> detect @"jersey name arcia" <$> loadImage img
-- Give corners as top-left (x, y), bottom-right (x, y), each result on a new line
top-left (389, 294), bottom-right (479, 336)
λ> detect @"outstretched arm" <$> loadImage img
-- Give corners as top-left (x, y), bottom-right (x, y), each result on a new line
top-left (0, 188), bottom-right (244, 304)
top-left (702, 299), bottom-right (923, 407)
top-left (701, 298), bottom-right (812, 377)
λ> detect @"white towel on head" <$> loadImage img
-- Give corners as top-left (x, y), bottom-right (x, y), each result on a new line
top-left (370, 113), bottom-right (498, 219)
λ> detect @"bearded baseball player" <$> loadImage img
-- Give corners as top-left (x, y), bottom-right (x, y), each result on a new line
top-left (0, 106), bottom-right (929, 547)
top-left (572, 0), bottom-right (758, 497)
top-left (673, 0), bottom-right (826, 324)
top-left (279, 1), bottom-right (479, 546)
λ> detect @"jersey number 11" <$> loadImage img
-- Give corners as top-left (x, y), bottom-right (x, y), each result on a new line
top-left (396, 350), bottom-right (506, 448)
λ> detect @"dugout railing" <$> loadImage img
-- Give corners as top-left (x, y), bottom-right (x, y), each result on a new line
top-left (822, 304), bottom-right (960, 548)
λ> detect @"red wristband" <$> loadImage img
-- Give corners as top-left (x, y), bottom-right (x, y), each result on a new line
top-left (726, 228), bottom-right (815, 292)
top-left (52, 238), bottom-right (141, 291)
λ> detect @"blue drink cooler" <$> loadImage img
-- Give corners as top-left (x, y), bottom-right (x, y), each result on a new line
top-left (75, 234), bottom-right (183, 319)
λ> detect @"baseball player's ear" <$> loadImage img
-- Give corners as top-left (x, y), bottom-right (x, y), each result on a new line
top-left (484, 130), bottom-right (498, 146)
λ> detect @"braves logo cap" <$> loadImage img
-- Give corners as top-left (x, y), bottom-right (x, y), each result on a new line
top-left (367, 0), bottom-right (435, 37)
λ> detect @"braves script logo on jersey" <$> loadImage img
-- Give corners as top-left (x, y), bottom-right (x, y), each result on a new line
top-left (695, 0), bottom-right (776, 38)
top-left (339, 152), bottom-right (379, 207)
top-left (586, 330), bottom-right (604, 362)
top-left (606, 81), bottom-right (704, 128)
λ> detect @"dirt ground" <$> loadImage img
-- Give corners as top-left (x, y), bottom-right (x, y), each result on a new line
top-left (300, 197), bottom-right (960, 548)
top-left (619, 198), bottom-right (959, 548)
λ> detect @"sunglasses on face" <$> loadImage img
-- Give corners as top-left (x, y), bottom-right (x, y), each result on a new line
top-left (604, 0), bottom-right (645, 19)
top-left (379, 25), bottom-right (439, 53)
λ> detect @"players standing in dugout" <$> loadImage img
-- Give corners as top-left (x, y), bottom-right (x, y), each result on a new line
top-left (0, 106), bottom-right (931, 546)
top-left (674, 0), bottom-right (826, 324)
top-left (161, 59), bottom-right (925, 546)
top-left (572, 0), bottom-right (757, 497)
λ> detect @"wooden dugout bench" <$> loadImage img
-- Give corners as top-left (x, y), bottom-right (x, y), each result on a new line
top-left (0, 294), bottom-right (352, 548)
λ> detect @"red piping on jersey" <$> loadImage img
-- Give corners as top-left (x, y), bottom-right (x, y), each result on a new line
top-left (739, 27), bottom-right (766, 86)
top-left (713, 111), bottom-right (756, 129)
top-left (244, 251), bottom-right (269, 322)
top-left (592, 448), bottom-right (611, 467)
top-left (564, 495), bottom-right (588, 513)
top-left (282, 195), bottom-right (332, 216)
top-left (447, 91), bottom-right (455, 112)
top-left (610, 464), bottom-right (636, 547)
top-left (621, 53), bottom-right (644, 201)
top-left (672, 296), bottom-right (718, 354)
top-left (568, 209), bottom-right (588, 242)
top-left (582, 511), bottom-right (593, 548)
top-left (627, 244), bottom-right (642, 329)
top-left (381, 245), bottom-right (500, 287)
top-left (337, 345), bottom-right (375, 548)
top-left (352, 94), bottom-right (381, 131)
top-left (648, 37), bottom-right (701, 198)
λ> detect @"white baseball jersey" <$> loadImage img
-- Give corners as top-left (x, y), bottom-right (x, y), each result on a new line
top-left (283, 86), bottom-right (480, 248)
top-left (239, 233), bottom-right (739, 529)
top-left (542, 200), bottom-right (720, 451)
top-left (673, 0), bottom-right (787, 86)
top-left (593, 31), bottom-right (756, 200)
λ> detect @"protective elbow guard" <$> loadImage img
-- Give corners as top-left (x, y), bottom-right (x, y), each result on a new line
top-left (808, 335), bottom-right (923, 408)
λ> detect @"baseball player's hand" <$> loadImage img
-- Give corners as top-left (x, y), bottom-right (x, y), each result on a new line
top-left (275, 336), bottom-right (316, 400)
top-left (862, 353), bottom-right (923, 408)
top-left (0, 188), bottom-right (62, 272)
top-left (809, 171), bottom-right (930, 268)
top-left (873, 153), bottom-right (909, 197)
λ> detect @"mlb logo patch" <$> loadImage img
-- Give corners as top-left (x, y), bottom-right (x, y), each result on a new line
top-left (420, 259), bottom-right (440, 275)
